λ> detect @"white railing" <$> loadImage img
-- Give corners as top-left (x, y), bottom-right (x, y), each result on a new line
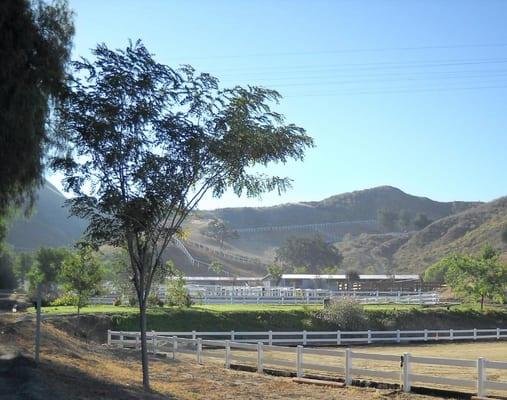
top-left (108, 330), bottom-right (507, 397)
top-left (109, 328), bottom-right (507, 346)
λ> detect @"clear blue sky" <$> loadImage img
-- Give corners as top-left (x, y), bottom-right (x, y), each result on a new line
top-left (48, 0), bottom-right (507, 209)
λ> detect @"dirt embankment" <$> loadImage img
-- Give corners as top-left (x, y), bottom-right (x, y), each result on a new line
top-left (0, 314), bottom-right (442, 400)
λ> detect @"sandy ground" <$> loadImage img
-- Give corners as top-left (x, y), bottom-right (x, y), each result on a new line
top-left (0, 314), bottom-right (453, 400)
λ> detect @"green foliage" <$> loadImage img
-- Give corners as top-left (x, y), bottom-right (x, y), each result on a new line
top-left (266, 264), bottom-right (284, 284)
top-left (166, 266), bottom-right (192, 308)
top-left (201, 219), bottom-right (239, 248)
top-left (441, 246), bottom-right (507, 310)
top-left (210, 260), bottom-right (224, 275)
top-left (0, 0), bottom-right (73, 217)
top-left (14, 252), bottom-right (34, 281)
top-left (398, 209), bottom-right (412, 231)
top-left (423, 258), bottom-right (449, 283)
top-left (60, 246), bottom-right (103, 314)
top-left (315, 298), bottom-right (367, 330)
top-left (0, 245), bottom-right (17, 289)
top-left (27, 246), bottom-right (70, 300)
top-left (414, 213), bottom-right (432, 230)
top-left (50, 293), bottom-right (78, 306)
top-left (147, 294), bottom-right (164, 308)
top-left (275, 235), bottom-right (342, 273)
top-left (377, 208), bottom-right (398, 231)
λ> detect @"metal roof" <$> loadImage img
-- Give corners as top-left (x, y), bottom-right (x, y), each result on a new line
top-left (280, 274), bottom-right (420, 280)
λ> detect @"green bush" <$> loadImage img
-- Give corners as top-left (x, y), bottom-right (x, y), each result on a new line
top-left (50, 293), bottom-right (79, 306)
top-left (147, 294), bottom-right (164, 308)
top-left (113, 298), bottom-right (122, 306)
top-left (314, 298), bottom-right (367, 330)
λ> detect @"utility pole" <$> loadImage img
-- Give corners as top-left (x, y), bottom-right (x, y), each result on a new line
top-left (35, 284), bottom-right (41, 366)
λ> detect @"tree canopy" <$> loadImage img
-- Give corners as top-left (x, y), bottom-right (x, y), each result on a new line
top-left (0, 0), bottom-right (73, 218)
top-left (275, 235), bottom-right (343, 273)
top-left (52, 40), bottom-right (313, 389)
top-left (201, 219), bottom-right (239, 248)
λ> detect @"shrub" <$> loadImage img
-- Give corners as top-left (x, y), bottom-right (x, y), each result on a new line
top-left (147, 294), bottom-right (164, 308)
top-left (315, 298), bottom-right (367, 330)
top-left (128, 295), bottom-right (138, 307)
top-left (50, 293), bottom-right (79, 307)
top-left (113, 298), bottom-right (122, 307)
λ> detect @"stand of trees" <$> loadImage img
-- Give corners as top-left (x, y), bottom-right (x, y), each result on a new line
top-left (275, 235), bottom-right (343, 274)
top-left (424, 245), bottom-right (507, 310)
top-left (201, 219), bottom-right (239, 248)
top-left (377, 208), bottom-right (432, 232)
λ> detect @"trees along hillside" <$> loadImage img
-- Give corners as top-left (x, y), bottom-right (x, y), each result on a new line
top-left (51, 41), bottom-right (313, 390)
top-left (275, 235), bottom-right (343, 274)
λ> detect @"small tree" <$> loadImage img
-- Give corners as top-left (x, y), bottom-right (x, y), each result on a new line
top-left (27, 247), bottom-right (69, 301)
top-left (210, 260), bottom-right (224, 275)
top-left (377, 208), bottom-right (398, 232)
top-left (414, 213), bottom-right (432, 230)
top-left (60, 246), bottom-right (103, 317)
top-left (52, 41), bottom-right (312, 389)
top-left (14, 252), bottom-right (35, 284)
top-left (202, 219), bottom-right (239, 248)
top-left (166, 265), bottom-right (191, 307)
top-left (398, 210), bottom-right (411, 232)
top-left (266, 264), bottom-right (284, 285)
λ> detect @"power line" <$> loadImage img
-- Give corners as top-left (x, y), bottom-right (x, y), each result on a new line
top-left (180, 43), bottom-right (507, 60)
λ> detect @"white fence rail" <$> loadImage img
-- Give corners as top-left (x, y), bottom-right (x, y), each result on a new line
top-left (109, 328), bottom-right (507, 346)
top-left (108, 330), bottom-right (507, 397)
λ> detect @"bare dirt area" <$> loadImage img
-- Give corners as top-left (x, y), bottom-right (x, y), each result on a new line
top-left (0, 314), bottom-right (448, 400)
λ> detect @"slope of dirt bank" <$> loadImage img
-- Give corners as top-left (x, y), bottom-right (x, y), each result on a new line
top-left (0, 314), bottom-right (443, 399)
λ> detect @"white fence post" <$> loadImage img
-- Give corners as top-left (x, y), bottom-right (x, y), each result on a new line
top-left (497, 328), bottom-right (500, 340)
top-left (192, 330), bottom-right (196, 340)
top-left (477, 357), bottom-right (486, 398)
top-left (231, 330), bottom-right (235, 341)
top-left (172, 336), bottom-right (177, 360)
top-left (396, 329), bottom-right (401, 343)
top-left (367, 330), bottom-right (372, 344)
top-left (337, 330), bottom-right (341, 345)
top-left (120, 331), bottom-right (124, 348)
top-left (449, 329), bottom-right (454, 341)
top-left (303, 330), bottom-right (307, 345)
top-left (225, 340), bottom-right (231, 368)
top-left (424, 329), bottom-right (428, 342)
top-left (107, 330), bottom-right (111, 345)
top-left (257, 342), bottom-right (264, 373)
top-left (268, 330), bottom-right (273, 346)
top-left (473, 328), bottom-right (477, 341)
top-left (197, 338), bottom-right (202, 364)
top-left (402, 352), bottom-right (411, 392)
top-left (152, 330), bottom-right (157, 354)
top-left (296, 345), bottom-right (303, 378)
top-left (345, 349), bottom-right (352, 385)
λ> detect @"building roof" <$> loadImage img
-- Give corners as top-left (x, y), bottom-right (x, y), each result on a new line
top-left (179, 276), bottom-right (264, 282)
top-left (280, 274), bottom-right (420, 280)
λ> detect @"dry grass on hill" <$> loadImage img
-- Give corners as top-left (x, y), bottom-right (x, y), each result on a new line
top-left (0, 314), bottom-right (445, 400)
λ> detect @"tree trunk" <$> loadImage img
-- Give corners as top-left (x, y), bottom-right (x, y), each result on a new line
top-left (139, 299), bottom-right (150, 390)
top-left (480, 295), bottom-right (484, 311)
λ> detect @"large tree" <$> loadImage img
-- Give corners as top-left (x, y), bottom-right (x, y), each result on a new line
top-left (0, 0), bottom-right (73, 219)
top-left (52, 41), bottom-right (313, 389)
top-left (275, 235), bottom-right (343, 273)
top-left (201, 218), bottom-right (239, 248)
top-left (436, 245), bottom-right (507, 310)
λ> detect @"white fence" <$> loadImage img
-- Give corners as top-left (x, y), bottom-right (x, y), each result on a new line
top-left (108, 330), bottom-right (507, 397)
top-left (109, 328), bottom-right (507, 346)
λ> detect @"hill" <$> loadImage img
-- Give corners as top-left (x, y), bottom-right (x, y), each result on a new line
top-left (5, 181), bottom-right (86, 250)
top-left (336, 196), bottom-right (507, 273)
top-left (209, 186), bottom-right (479, 228)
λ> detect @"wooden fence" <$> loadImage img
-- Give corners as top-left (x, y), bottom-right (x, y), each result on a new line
top-left (108, 330), bottom-right (507, 398)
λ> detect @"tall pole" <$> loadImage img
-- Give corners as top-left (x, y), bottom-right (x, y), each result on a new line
top-left (35, 284), bottom-right (41, 366)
